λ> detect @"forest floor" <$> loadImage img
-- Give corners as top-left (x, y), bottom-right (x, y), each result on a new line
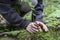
top-left (0, 0), bottom-right (60, 40)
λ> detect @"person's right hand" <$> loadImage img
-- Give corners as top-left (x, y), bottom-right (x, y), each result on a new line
top-left (26, 22), bottom-right (39, 33)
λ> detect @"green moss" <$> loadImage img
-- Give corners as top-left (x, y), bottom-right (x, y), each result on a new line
top-left (0, 0), bottom-right (60, 40)
top-left (0, 37), bottom-right (9, 40)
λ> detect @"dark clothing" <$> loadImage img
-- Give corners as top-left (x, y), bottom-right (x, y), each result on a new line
top-left (0, 0), bottom-right (17, 4)
top-left (32, 0), bottom-right (44, 22)
top-left (0, 0), bottom-right (44, 28)
top-left (0, 3), bottom-right (30, 28)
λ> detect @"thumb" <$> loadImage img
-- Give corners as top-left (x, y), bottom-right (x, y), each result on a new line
top-left (35, 21), bottom-right (48, 32)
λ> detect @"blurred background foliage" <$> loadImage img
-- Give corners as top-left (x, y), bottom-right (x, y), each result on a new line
top-left (0, 0), bottom-right (60, 40)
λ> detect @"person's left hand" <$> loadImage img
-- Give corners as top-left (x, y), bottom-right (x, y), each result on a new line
top-left (35, 21), bottom-right (49, 32)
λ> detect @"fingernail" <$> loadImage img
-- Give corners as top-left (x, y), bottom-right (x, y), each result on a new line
top-left (36, 30), bottom-right (39, 32)
top-left (45, 29), bottom-right (48, 32)
top-left (39, 29), bottom-right (43, 32)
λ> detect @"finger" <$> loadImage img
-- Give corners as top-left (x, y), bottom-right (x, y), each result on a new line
top-left (32, 28), bottom-right (39, 32)
top-left (42, 24), bottom-right (48, 32)
top-left (30, 29), bottom-right (37, 33)
top-left (27, 28), bottom-right (36, 33)
top-left (26, 27), bottom-right (33, 33)
top-left (28, 30), bottom-right (33, 33)
top-left (39, 28), bottom-right (43, 32)
top-left (36, 21), bottom-right (48, 32)
top-left (35, 21), bottom-right (41, 25)
top-left (34, 23), bottom-right (39, 28)
top-left (26, 26), bottom-right (37, 33)
top-left (35, 21), bottom-right (43, 28)
top-left (32, 23), bottom-right (43, 32)
top-left (31, 23), bottom-right (38, 29)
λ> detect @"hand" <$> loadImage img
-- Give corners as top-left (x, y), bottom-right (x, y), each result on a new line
top-left (26, 21), bottom-right (48, 33)
top-left (35, 21), bottom-right (49, 32)
top-left (26, 22), bottom-right (39, 33)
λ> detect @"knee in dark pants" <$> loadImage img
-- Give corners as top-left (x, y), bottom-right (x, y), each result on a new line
top-left (20, 2), bottom-right (31, 13)
top-left (19, 2), bottom-right (31, 17)
top-left (13, 2), bottom-right (31, 17)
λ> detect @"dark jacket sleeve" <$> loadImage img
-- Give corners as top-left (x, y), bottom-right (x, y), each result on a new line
top-left (0, 3), bottom-right (30, 28)
top-left (32, 0), bottom-right (44, 22)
